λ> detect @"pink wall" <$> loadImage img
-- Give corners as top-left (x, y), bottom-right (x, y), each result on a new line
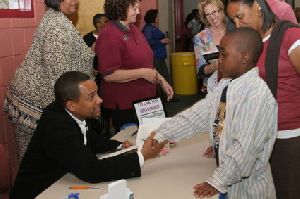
top-left (0, 0), bottom-right (157, 186)
top-left (0, 0), bottom-right (45, 184)
top-left (138, 0), bottom-right (157, 29)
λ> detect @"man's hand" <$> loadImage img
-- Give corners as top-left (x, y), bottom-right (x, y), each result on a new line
top-left (194, 182), bottom-right (219, 198)
top-left (121, 140), bottom-right (133, 149)
top-left (141, 132), bottom-right (167, 161)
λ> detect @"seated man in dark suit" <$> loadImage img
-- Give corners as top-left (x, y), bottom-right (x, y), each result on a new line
top-left (10, 71), bottom-right (166, 199)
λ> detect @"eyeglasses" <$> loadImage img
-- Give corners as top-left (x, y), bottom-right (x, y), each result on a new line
top-left (205, 10), bottom-right (220, 18)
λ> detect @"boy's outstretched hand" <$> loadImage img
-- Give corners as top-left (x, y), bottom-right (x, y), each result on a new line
top-left (194, 182), bottom-right (218, 198)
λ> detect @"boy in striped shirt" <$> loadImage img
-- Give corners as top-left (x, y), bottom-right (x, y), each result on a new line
top-left (153, 27), bottom-right (277, 198)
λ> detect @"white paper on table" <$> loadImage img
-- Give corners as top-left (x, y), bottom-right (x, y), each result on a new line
top-left (97, 118), bottom-right (170, 159)
top-left (136, 118), bottom-right (170, 150)
top-left (133, 98), bottom-right (165, 125)
top-left (100, 180), bottom-right (133, 199)
top-left (96, 146), bottom-right (137, 160)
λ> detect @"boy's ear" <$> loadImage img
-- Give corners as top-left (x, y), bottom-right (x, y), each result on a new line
top-left (241, 51), bottom-right (249, 64)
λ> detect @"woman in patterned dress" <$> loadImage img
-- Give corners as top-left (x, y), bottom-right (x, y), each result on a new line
top-left (4, 0), bottom-right (94, 160)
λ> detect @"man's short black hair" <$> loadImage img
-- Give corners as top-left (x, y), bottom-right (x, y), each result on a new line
top-left (54, 71), bottom-right (90, 106)
top-left (144, 9), bottom-right (158, 24)
top-left (227, 27), bottom-right (263, 65)
top-left (93, 14), bottom-right (106, 27)
top-left (45, 0), bottom-right (61, 11)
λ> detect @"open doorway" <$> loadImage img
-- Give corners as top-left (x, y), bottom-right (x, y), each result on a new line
top-left (172, 0), bottom-right (200, 52)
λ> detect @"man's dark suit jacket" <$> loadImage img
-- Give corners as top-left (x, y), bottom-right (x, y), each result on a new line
top-left (10, 102), bottom-right (141, 199)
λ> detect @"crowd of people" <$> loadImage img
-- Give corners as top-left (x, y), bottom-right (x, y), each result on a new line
top-left (3, 0), bottom-right (300, 198)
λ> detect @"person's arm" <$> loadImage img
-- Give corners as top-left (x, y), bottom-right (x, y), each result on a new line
top-left (281, 4), bottom-right (298, 23)
top-left (154, 89), bottom-right (217, 143)
top-left (205, 92), bottom-right (277, 193)
top-left (43, 117), bottom-right (141, 183)
top-left (103, 68), bottom-right (157, 83)
top-left (97, 28), bottom-right (157, 83)
top-left (143, 25), bottom-right (163, 47)
top-left (87, 119), bottom-right (122, 153)
top-left (141, 132), bottom-right (168, 161)
top-left (156, 72), bottom-right (174, 101)
top-left (287, 28), bottom-right (300, 74)
top-left (289, 45), bottom-right (300, 75)
top-left (200, 60), bottom-right (218, 77)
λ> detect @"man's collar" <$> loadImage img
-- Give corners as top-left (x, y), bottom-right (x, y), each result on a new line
top-left (65, 109), bottom-right (86, 127)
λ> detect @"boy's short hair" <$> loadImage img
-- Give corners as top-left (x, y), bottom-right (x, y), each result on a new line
top-left (227, 27), bottom-right (263, 65)
top-left (93, 14), bottom-right (106, 27)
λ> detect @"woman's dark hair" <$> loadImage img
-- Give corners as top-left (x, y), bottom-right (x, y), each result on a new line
top-left (144, 9), bottom-right (158, 24)
top-left (45, 0), bottom-right (61, 11)
top-left (54, 71), bottom-right (90, 106)
top-left (93, 14), bottom-right (106, 27)
top-left (228, 0), bottom-right (276, 33)
top-left (104, 0), bottom-right (140, 21)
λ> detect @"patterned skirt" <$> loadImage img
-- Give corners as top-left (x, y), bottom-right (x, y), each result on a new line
top-left (4, 88), bottom-right (43, 159)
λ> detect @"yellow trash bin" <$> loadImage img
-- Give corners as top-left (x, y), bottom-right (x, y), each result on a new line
top-left (171, 52), bottom-right (198, 95)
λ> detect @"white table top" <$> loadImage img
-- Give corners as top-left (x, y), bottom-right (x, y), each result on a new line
top-left (37, 128), bottom-right (217, 199)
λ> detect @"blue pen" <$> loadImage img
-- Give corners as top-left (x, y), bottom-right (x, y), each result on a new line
top-left (68, 192), bottom-right (79, 199)
top-left (61, 192), bottom-right (80, 199)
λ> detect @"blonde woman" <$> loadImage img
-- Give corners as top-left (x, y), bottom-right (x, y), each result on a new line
top-left (194, 0), bottom-right (234, 93)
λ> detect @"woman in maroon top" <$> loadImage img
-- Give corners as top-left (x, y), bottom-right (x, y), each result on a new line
top-left (96, 0), bottom-right (173, 132)
top-left (227, 0), bottom-right (300, 198)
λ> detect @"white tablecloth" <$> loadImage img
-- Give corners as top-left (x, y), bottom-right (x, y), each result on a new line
top-left (37, 128), bottom-right (217, 199)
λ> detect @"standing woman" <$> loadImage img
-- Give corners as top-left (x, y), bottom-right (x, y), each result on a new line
top-left (227, 0), bottom-right (300, 198)
top-left (142, 9), bottom-right (171, 91)
top-left (96, 0), bottom-right (173, 133)
top-left (4, 0), bottom-right (94, 160)
top-left (194, 0), bottom-right (233, 93)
